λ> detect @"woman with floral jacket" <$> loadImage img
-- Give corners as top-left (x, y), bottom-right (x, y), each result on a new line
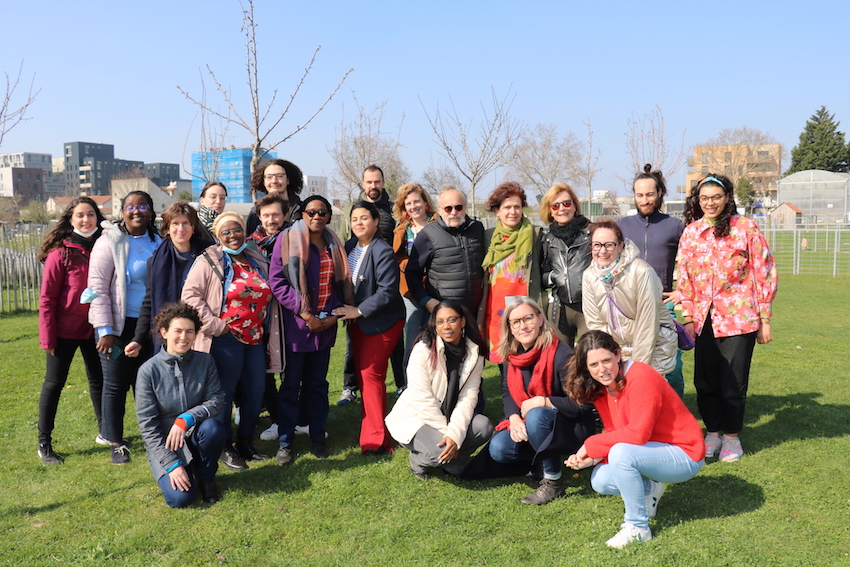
top-left (677, 174), bottom-right (777, 463)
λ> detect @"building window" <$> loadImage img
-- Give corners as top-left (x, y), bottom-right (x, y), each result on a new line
top-left (724, 152), bottom-right (732, 164)
top-left (758, 150), bottom-right (769, 158)
top-left (701, 153), bottom-right (709, 164)
top-left (701, 166), bottom-right (709, 173)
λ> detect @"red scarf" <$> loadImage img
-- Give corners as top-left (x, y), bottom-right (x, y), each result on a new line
top-left (495, 341), bottom-right (558, 431)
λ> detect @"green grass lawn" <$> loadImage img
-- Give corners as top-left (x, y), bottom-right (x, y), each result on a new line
top-left (1, 275), bottom-right (849, 566)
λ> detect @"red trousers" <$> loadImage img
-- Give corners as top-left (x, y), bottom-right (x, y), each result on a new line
top-left (350, 319), bottom-right (404, 452)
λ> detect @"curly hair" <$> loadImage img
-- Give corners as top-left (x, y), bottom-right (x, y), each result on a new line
top-left (565, 330), bottom-right (624, 404)
top-left (632, 163), bottom-right (667, 208)
top-left (37, 197), bottom-right (105, 262)
top-left (417, 300), bottom-right (484, 372)
top-left (539, 182), bottom-right (581, 224)
top-left (392, 183), bottom-right (435, 224)
top-left (684, 173), bottom-right (736, 237)
top-left (497, 296), bottom-right (556, 362)
top-left (486, 182), bottom-right (527, 213)
top-left (160, 201), bottom-right (201, 239)
top-left (119, 190), bottom-right (158, 241)
top-left (154, 302), bottom-right (202, 334)
top-left (250, 159), bottom-right (304, 200)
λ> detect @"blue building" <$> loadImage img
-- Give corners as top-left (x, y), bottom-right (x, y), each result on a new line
top-left (191, 148), bottom-right (277, 204)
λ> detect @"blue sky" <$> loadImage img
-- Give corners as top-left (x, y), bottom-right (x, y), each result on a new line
top-left (2, 0), bottom-right (847, 197)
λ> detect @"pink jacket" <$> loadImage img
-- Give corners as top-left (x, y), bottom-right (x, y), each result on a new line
top-left (677, 215), bottom-right (777, 337)
top-left (182, 244), bottom-right (284, 373)
top-left (39, 242), bottom-right (94, 349)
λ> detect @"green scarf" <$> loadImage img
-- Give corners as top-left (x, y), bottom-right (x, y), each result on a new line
top-left (482, 217), bottom-right (534, 272)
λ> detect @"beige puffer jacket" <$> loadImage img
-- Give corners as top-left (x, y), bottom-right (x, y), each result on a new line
top-left (582, 239), bottom-right (677, 375)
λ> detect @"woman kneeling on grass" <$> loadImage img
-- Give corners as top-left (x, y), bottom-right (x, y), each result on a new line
top-left (565, 330), bottom-right (704, 548)
top-left (135, 303), bottom-right (226, 508)
top-left (385, 300), bottom-right (493, 480)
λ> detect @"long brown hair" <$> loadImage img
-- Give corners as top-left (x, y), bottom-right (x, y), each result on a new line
top-left (38, 197), bottom-right (105, 262)
top-left (565, 330), bottom-right (624, 404)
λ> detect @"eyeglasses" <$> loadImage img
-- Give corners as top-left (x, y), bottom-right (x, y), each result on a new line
top-left (219, 227), bottom-right (244, 237)
top-left (303, 209), bottom-right (329, 218)
top-left (264, 173), bottom-right (287, 181)
top-left (698, 194), bottom-right (726, 204)
top-left (509, 313), bottom-right (537, 329)
top-left (436, 315), bottom-right (461, 326)
top-left (124, 204), bottom-right (150, 213)
top-left (442, 204), bottom-right (464, 213)
top-left (550, 200), bottom-right (572, 210)
top-left (591, 241), bottom-right (620, 252)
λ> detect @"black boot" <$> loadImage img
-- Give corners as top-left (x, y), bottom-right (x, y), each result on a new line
top-left (235, 437), bottom-right (270, 462)
top-left (198, 479), bottom-right (221, 504)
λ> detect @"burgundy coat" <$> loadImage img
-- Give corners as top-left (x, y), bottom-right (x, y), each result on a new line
top-left (39, 241), bottom-right (94, 349)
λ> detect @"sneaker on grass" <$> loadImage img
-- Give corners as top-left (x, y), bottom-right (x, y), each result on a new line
top-left (606, 523), bottom-right (652, 549)
top-left (38, 443), bottom-right (63, 465)
top-left (337, 388), bottom-right (357, 406)
top-left (720, 435), bottom-right (744, 462)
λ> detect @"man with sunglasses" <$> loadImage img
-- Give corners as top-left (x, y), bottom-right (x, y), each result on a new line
top-left (406, 187), bottom-right (486, 319)
top-left (618, 165), bottom-right (685, 398)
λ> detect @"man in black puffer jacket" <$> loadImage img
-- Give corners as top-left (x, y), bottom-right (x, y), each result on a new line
top-left (406, 187), bottom-right (486, 318)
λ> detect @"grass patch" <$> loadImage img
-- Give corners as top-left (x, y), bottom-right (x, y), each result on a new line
top-left (1, 275), bottom-right (849, 566)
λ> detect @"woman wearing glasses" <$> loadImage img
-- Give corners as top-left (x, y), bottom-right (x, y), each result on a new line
top-left (246, 159), bottom-right (303, 234)
top-left (182, 211), bottom-right (277, 471)
top-left (481, 183), bottom-right (542, 362)
top-left (677, 174), bottom-right (776, 463)
top-left (539, 182), bottom-right (592, 347)
top-left (334, 201), bottom-right (404, 454)
top-left (488, 297), bottom-right (597, 505)
top-left (270, 196), bottom-right (353, 464)
top-left (88, 190), bottom-right (161, 464)
top-left (386, 300), bottom-right (493, 479)
top-left (581, 220), bottom-right (678, 376)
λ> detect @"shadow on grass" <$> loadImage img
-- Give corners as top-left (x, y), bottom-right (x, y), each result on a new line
top-left (655, 473), bottom-right (765, 530)
top-left (743, 392), bottom-right (850, 453)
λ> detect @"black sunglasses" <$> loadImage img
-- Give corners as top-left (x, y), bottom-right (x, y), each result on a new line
top-left (442, 204), bottom-right (464, 213)
top-left (304, 209), bottom-right (329, 218)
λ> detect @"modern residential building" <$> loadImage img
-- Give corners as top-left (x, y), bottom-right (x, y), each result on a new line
top-left (191, 148), bottom-right (278, 204)
top-left (0, 152), bottom-right (53, 172)
top-left (303, 175), bottom-right (328, 197)
top-left (64, 141), bottom-right (148, 197)
top-left (0, 166), bottom-right (45, 200)
top-left (685, 143), bottom-right (783, 204)
top-left (145, 163), bottom-right (182, 187)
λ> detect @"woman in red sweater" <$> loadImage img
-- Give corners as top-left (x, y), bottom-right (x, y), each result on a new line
top-left (565, 330), bottom-right (704, 549)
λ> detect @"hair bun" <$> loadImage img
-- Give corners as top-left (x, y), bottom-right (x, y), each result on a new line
top-left (643, 164), bottom-right (652, 174)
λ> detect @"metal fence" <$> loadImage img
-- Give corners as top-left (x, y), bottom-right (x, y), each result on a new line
top-left (1, 222), bottom-right (847, 314)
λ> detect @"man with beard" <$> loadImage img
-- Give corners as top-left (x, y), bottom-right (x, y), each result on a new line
top-left (618, 164), bottom-right (685, 398)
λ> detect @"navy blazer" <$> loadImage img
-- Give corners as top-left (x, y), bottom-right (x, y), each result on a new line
top-left (345, 236), bottom-right (404, 335)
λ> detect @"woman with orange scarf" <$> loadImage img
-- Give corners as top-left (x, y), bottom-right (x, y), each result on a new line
top-left (487, 297), bottom-right (597, 505)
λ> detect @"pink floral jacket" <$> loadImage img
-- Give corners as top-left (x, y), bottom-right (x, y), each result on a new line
top-left (677, 215), bottom-right (777, 338)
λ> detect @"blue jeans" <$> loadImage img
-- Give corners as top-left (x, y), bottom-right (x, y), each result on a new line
top-left (210, 332), bottom-right (265, 440)
top-left (591, 442), bottom-right (704, 530)
top-left (489, 407), bottom-right (561, 478)
top-left (277, 348), bottom-right (331, 446)
top-left (156, 418), bottom-right (226, 508)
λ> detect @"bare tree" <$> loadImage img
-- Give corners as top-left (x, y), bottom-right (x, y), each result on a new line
top-left (421, 87), bottom-right (524, 211)
top-left (576, 120), bottom-right (603, 216)
top-left (421, 158), bottom-right (467, 196)
top-left (327, 93), bottom-right (410, 201)
top-left (623, 104), bottom-right (687, 180)
top-left (181, 73), bottom-right (231, 183)
top-left (506, 123), bottom-right (583, 197)
top-left (178, 0), bottom-right (352, 174)
top-left (0, 61), bottom-right (40, 148)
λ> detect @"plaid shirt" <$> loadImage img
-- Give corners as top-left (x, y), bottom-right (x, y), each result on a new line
top-left (316, 247), bottom-right (334, 312)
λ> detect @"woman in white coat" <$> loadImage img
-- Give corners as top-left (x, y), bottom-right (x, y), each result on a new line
top-left (385, 299), bottom-right (493, 480)
top-left (582, 219), bottom-right (678, 377)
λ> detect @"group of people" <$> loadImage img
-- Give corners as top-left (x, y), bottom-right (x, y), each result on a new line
top-left (36, 161), bottom-right (776, 547)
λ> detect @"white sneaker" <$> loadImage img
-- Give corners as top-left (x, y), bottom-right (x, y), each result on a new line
top-left (606, 523), bottom-right (652, 549)
top-left (95, 434), bottom-right (109, 446)
top-left (295, 425), bottom-right (328, 439)
top-left (260, 423), bottom-right (279, 441)
top-left (644, 480), bottom-right (666, 519)
top-left (704, 432), bottom-right (722, 458)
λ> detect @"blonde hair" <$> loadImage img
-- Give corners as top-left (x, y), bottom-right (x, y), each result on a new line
top-left (392, 183), bottom-right (435, 224)
top-left (211, 211), bottom-right (246, 238)
top-left (497, 296), bottom-right (556, 361)
top-left (539, 182), bottom-right (581, 225)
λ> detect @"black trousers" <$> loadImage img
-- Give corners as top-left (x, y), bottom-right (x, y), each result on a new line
top-left (38, 337), bottom-right (104, 445)
top-left (100, 317), bottom-right (151, 444)
top-left (694, 316), bottom-right (757, 434)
